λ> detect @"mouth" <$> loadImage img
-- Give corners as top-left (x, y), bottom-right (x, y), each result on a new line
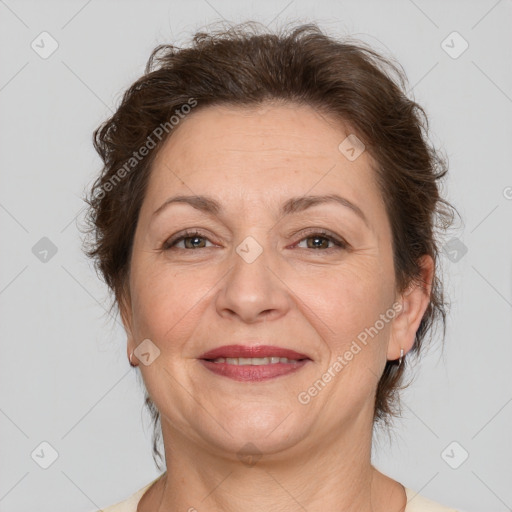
top-left (198, 345), bottom-right (311, 382)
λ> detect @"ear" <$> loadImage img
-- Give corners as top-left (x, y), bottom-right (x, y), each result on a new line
top-left (118, 285), bottom-right (136, 359)
top-left (387, 255), bottom-right (434, 361)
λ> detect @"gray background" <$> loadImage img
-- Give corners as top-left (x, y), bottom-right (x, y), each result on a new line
top-left (1, 1), bottom-right (511, 511)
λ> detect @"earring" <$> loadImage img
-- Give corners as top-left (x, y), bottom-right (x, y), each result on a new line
top-left (129, 350), bottom-right (137, 367)
top-left (398, 348), bottom-right (404, 368)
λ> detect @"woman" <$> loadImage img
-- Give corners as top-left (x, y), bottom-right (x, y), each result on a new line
top-left (83, 22), bottom-right (459, 512)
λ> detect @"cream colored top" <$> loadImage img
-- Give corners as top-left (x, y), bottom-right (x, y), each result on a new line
top-left (92, 477), bottom-right (459, 511)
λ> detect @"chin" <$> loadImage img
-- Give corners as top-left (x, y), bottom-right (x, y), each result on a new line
top-left (192, 406), bottom-right (308, 458)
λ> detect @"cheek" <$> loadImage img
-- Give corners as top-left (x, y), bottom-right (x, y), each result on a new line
top-left (297, 262), bottom-right (393, 347)
top-left (129, 262), bottom-right (212, 347)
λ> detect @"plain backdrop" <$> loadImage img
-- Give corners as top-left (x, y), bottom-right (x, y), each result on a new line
top-left (1, 1), bottom-right (511, 511)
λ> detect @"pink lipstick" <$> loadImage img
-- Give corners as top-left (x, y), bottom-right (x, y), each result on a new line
top-left (199, 345), bottom-right (311, 382)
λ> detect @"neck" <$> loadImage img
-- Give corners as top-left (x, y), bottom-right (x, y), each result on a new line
top-left (139, 413), bottom-right (406, 512)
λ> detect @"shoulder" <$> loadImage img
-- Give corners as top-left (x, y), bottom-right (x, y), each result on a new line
top-left (89, 478), bottom-right (159, 512)
top-left (405, 487), bottom-right (459, 512)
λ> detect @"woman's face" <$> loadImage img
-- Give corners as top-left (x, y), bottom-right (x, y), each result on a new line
top-left (122, 102), bottom-right (427, 459)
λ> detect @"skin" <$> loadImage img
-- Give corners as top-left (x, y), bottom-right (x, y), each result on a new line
top-left (120, 102), bottom-right (434, 512)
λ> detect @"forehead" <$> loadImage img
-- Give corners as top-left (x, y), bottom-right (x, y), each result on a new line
top-left (144, 102), bottom-right (384, 220)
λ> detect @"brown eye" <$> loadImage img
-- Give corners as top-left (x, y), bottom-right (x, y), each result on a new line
top-left (294, 230), bottom-right (348, 251)
top-left (304, 235), bottom-right (332, 249)
top-left (163, 231), bottom-right (213, 250)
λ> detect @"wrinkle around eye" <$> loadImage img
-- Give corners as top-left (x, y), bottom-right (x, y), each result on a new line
top-left (146, 210), bottom-right (374, 254)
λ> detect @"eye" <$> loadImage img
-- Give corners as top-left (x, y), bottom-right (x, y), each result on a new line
top-left (162, 230), bottom-right (214, 250)
top-left (293, 229), bottom-right (348, 251)
top-left (162, 229), bottom-right (349, 252)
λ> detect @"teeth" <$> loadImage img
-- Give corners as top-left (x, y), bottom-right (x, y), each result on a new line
top-left (211, 356), bottom-right (299, 365)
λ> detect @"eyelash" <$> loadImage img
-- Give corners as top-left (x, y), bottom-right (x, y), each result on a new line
top-left (162, 229), bottom-right (348, 252)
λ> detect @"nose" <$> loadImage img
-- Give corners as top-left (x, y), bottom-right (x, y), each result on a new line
top-left (215, 237), bottom-right (291, 324)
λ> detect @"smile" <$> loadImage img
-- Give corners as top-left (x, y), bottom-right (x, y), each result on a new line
top-left (210, 356), bottom-right (302, 365)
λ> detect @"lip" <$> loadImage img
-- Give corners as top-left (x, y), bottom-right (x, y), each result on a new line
top-left (199, 345), bottom-right (310, 360)
top-left (200, 359), bottom-right (309, 381)
top-left (198, 345), bottom-right (311, 382)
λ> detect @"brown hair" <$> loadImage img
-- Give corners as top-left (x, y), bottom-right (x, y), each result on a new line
top-left (82, 21), bottom-right (455, 470)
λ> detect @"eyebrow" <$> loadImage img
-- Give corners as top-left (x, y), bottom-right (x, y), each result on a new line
top-left (152, 193), bottom-right (369, 228)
